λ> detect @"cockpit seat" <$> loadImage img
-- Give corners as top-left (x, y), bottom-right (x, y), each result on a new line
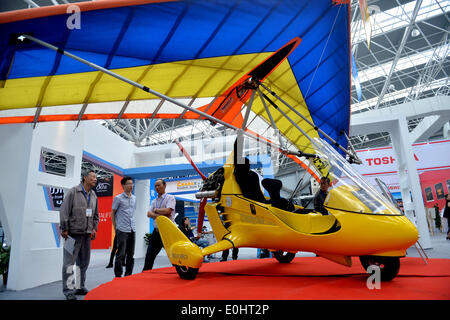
top-left (262, 178), bottom-right (294, 211)
top-left (234, 158), bottom-right (268, 204)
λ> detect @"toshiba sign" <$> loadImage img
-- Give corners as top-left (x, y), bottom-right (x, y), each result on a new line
top-left (352, 140), bottom-right (449, 176)
top-left (350, 139), bottom-right (450, 207)
top-left (364, 156), bottom-right (396, 166)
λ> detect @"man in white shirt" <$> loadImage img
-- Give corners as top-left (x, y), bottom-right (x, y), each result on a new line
top-left (142, 179), bottom-right (176, 271)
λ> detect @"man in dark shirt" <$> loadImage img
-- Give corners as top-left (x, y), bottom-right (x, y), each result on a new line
top-left (314, 177), bottom-right (330, 215)
top-left (60, 169), bottom-right (99, 300)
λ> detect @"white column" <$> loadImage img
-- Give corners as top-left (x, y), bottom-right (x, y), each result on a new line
top-left (134, 179), bottom-right (150, 258)
top-left (390, 116), bottom-right (432, 249)
top-left (351, 113), bottom-right (433, 249)
top-left (0, 122), bottom-right (84, 290)
top-left (0, 124), bottom-right (33, 290)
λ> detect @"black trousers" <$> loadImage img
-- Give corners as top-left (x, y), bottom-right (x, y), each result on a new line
top-left (447, 217), bottom-right (450, 236)
top-left (114, 230), bottom-right (135, 277)
top-left (222, 248), bottom-right (239, 260)
top-left (143, 229), bottom-right (164, 271)
top-left (108, 234), bottom-right (118, 266)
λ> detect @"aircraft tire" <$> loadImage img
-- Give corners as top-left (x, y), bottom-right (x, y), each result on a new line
top-left (273, 251), bottom-right (296, 263)
top-left (175, 265), bottom-right (199, 280)
top-left (359, 256), bottom-right (400, 281)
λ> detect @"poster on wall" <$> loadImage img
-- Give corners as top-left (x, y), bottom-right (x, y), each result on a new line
top-left (435, 183), bottom-right (445, 200)
top-left (164, 177), bottom-right (204, 202)
top-left (424, 187), bottom-right (434, 202)
top-left (165, 178), bottom-right (204, 194)
top-left (420, 168), bottom-right (450, 209)
top-left (91, 196), bottom-right (113, 249)
top-left (50, 187), bottom-right (64, 208)
top-left (42, 186), bottom-right (65, 247)
top-left (43, 186), bottom-right (65, 211)
top-left (95, 177), bottom-right (114, 197)
top-left (91, 175), bottom-right (115, 249)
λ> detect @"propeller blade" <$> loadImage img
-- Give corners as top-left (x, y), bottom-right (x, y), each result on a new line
top-left (197, 198), bottom-right (207, 235)
top-left (174, 139), bottom-right (207, 180)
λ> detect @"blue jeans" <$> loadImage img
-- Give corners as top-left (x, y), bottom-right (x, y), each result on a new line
top-left (194, 238), bottom-right (209, 261)
top-left (194, 238), bottom-right (209, 248)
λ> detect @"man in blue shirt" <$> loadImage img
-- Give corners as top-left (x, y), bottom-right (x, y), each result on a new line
top-left (111, 176), bottom-right (136, 277)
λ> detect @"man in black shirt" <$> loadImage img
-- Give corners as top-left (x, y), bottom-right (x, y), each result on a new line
top-left (314, 177), bottom-right (330, 215)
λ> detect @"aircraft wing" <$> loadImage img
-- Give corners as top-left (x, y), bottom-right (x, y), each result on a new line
top-left (0, 0), bottom-right (351, 157)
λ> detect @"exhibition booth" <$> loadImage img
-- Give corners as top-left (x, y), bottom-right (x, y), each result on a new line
top-left (0, 121), bottom-right (276, 290)
top-left (0, 0), bottom-right (448, 302)
top-left (0, 120), bottom-right (449, 292)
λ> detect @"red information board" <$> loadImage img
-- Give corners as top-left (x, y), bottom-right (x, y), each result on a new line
top-left (91, 196), bottom-right (113, 249)
top-left (91, 174), bottom-right (124, 249)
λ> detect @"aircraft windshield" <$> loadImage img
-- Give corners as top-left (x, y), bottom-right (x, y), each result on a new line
top-left (311, 138), bottom-right (402, 216)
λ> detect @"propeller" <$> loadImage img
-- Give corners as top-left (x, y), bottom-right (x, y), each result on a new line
top-left (173, 139), bottom-right (208, 235)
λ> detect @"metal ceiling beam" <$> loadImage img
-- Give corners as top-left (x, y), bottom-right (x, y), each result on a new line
top-left (136, 99), bottom-right (166, 143)
top-left (122, 119), bottom-right (138, 141)
top-left (23, 0), bottom-right (39, 8)
top-left (406, 30), bottom-right (449, 101)
top-left (372, 0), bottom-right (424, 110)
top-left (137, 119), bottom-right (162, 145)
top-left (105, 120), bottom-right (136, 141)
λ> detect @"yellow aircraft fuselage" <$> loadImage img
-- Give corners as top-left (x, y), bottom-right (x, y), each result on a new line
top-left (157, 151), bottom-right (418, 276)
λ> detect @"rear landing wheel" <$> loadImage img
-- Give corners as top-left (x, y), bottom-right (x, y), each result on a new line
top-left (175, 265), bottom-right (199, 280)
top-left (359, 256), bottom-right (400, 281)
top-left (273, 251), bottom-right (296, 263)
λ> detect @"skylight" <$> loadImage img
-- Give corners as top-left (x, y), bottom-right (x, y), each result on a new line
top-left (352, 0), bottom-right (449, 44)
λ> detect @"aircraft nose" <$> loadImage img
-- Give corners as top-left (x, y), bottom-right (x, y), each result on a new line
top-left (400, 216), bottom-right (419, 246)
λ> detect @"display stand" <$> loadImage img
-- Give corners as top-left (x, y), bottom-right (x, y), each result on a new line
top-left (414, 239), bottom-right (428, 265)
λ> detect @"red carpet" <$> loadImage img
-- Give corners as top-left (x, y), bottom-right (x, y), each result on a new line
top-left (85, 257), bottom-right (450, 300)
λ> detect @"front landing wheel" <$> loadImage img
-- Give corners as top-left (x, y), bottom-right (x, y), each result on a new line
top-left (175, 265), bottom-right (199, 280)
top-left (273, 251), bottom-right (296, 263)
top-left (359, 256), bottom-right (400, 281)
